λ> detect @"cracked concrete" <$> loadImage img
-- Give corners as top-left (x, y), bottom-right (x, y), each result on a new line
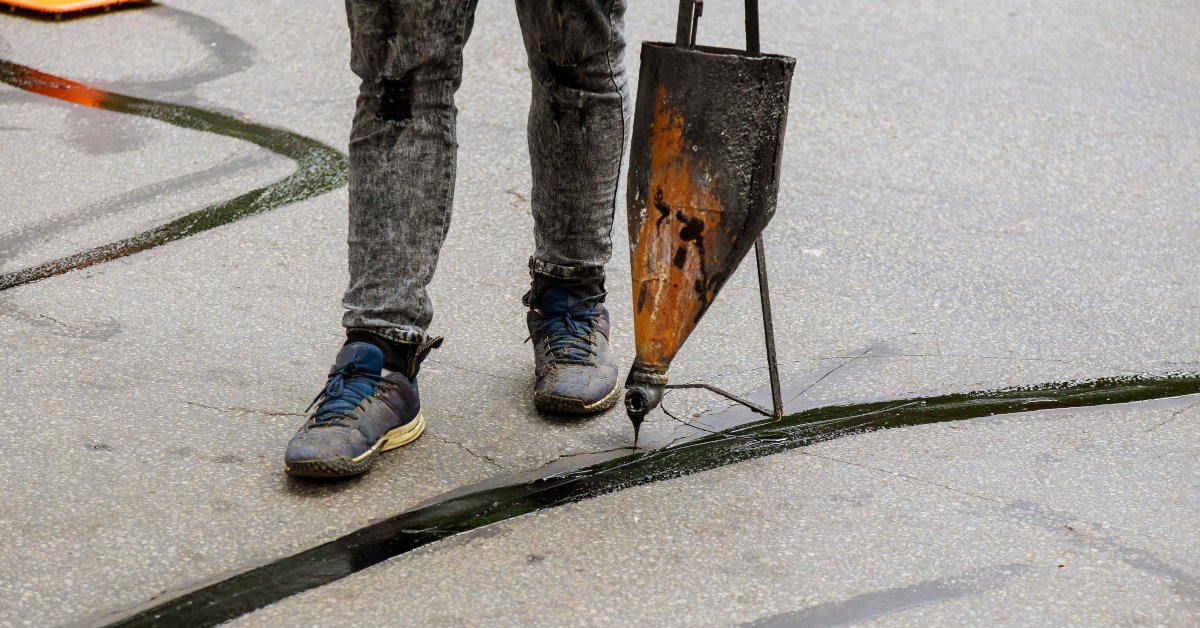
top-left (424, 433), bottom-right (505, 470)
top-left (1148, 399), bottom-right (1200, 432)
top-left (183, 401), bottom-right (305, 419)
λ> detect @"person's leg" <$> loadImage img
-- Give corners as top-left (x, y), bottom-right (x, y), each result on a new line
top-left (285, 0), bottom-right (478, 478)
top-left (516, 0), bottom-right (628, 298)
top-left (516, 0), bottom-right (628, 414)
top-left (342, 0), bottom-right (480, 359)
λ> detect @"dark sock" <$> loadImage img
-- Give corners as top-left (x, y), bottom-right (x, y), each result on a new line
top-left (344, 330), bottom-right (412, 374)
top-left (524, 272), bottom-right (606, 308)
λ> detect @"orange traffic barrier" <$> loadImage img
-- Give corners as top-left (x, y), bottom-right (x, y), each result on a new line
top-left (2, 0), bottom-right (147, 14)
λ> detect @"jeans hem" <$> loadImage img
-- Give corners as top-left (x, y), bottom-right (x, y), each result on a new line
top-left (344, 325), bottom-right (429, 347)
top-left (528, 257), bottom-right (607, 280)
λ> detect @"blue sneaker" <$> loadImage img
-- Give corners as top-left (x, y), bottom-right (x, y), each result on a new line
top-left (527, 287), bottom-right (620, 414)
top-left (284, 342), bottom-right (424, 478)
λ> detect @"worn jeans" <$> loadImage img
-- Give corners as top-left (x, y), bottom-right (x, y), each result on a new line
top-left (341, 0), bottom-right (629, 347)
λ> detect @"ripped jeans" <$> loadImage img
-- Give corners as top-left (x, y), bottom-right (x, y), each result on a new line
top-left (341, 0), bottom-right (629, 347)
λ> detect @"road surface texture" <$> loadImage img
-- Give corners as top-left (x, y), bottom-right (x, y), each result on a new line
top-left (1, 0), bottom-right (1197, 625)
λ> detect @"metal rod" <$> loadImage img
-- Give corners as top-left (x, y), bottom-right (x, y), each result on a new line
top-left (665, 383), bottom-right (774, 418)
top-left (746, 2), bottom-right (777, 419)
top-left (675, 0), bottom-right (691, 46)
top-left (745, 0), bottom-right (760, 54)
top-left (754, 238), bottom-right (784, 420)
top-left (676, 0), bottom-right (703, 48)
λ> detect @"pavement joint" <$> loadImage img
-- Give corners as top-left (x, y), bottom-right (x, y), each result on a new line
top-left (539, 445), bottom-right (634, 467)
top-left (679, 358), bottom-right (812, 383)
top-left (785, 345), bottom-right (875, 407)
top-left (659, 402), bottom-right (748, 448)
top-left (101, 374), bottom-right (1200, 625)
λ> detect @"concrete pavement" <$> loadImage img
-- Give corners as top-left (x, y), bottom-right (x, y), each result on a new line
top-left (1, 0), bottom-right (1197, 625)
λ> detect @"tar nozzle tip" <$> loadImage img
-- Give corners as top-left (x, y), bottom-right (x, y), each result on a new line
top-left (624, 369), bottom-right (665, 448)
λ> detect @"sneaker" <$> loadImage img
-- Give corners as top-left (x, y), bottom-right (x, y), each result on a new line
top-left (527, 287), bottom-right (620, 414)
top-left (284, 342), bottom-right (423, 478)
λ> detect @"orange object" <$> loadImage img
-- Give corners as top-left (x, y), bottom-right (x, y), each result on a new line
top-left (622, 39), bottom-right (794, 434)
top-left (2, 0), bottom-right (146, 14)
top-left (628, 85), bottom-right (725, 375)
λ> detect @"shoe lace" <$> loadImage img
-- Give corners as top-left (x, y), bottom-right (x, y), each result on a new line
top-left (304, 364), bottom-right (385, 428)
top-left (528, 294), bottom-right (603, 365)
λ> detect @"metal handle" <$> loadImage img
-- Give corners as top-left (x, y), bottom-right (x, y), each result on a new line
top-left (745, 0), bottom-right (760, 54)
top-left (675, 0), bottom-right (703, 47)
top-left (677, 0), bottom-right (762, 55)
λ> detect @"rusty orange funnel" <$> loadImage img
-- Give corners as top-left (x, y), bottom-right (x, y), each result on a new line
top-left (624, 0), bottom-right (795, 438)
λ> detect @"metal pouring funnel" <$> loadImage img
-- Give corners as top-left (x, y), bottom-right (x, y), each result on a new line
top-left (623, 0), bottom-right (796, 443)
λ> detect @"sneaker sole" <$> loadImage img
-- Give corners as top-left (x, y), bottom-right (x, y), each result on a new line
top-left (534, 381), bottom-right (621, 415)
top-left (284, 411), bottom-right (425, 479)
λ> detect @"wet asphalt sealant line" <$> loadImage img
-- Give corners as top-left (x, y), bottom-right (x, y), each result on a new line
top-left (85, 372), bottom-right (1200, 627)
top-left (0, 59), bottom-right (348, 292)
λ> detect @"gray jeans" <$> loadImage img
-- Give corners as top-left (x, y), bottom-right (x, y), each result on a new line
top-left (341, 0), bottom-right (629, 346)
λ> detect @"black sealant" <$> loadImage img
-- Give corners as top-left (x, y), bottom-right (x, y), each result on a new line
top-left (89, 372), bottom-right (1200, 627)
top-left (0, 59), bottom-right (348, 292)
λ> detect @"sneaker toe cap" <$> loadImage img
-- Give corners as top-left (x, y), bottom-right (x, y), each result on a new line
top-left (285, 428), bottom-right (370, 463)
top-left (539, 364), bottom-right (619, 404)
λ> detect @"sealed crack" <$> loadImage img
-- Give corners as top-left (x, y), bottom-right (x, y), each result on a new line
top-left (88, 371), bottom-right (1200, 627)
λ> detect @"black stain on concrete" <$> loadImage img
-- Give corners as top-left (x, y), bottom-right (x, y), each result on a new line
top-left (0, 59), bottom-right (347, 292)
top-left (0, 153), bottom-right (274, 268)
top-left (742, 563), bottom-right (1031, 627)
top-left (0, 5), bottom-right (283, 270)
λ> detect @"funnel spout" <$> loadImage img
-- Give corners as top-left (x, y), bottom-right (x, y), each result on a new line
top-left (624, 383), bottom-right (663, 418)
top-left (624, 366), bottom-right (667, 446)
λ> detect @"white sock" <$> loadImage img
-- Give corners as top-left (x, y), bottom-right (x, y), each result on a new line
top-left (380, 367), bottom-right (394, 377)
